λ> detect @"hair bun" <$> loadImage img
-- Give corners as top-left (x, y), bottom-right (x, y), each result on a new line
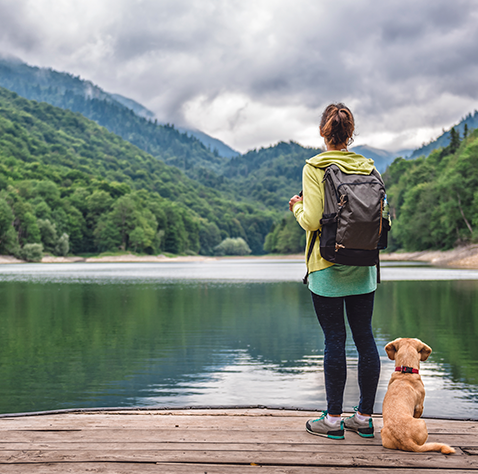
top-left (320, 103), bottom-right (355, 146)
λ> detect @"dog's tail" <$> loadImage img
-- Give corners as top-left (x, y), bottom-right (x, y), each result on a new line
top-left (411, 442), bottom-right (455, 454)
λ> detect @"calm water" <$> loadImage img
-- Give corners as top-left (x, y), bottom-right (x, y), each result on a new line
top-left (0, 260), bottom-right (477, 419)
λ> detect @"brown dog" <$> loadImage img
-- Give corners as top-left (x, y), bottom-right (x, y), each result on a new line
top-left (381, 338), bottom-right (455, 454)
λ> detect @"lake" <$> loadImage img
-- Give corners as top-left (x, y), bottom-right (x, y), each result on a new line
top-left (0, 260), bottom-right (477, 419)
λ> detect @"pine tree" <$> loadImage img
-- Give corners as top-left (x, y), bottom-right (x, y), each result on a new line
top-left (448, 127), bottom-right (461, 154)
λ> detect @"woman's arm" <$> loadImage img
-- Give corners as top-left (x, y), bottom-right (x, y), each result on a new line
top-left (291, 164), bottom-right (324, 231)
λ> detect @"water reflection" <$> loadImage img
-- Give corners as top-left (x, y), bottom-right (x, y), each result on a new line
top-left (0, 262), bottom-right (477, 418)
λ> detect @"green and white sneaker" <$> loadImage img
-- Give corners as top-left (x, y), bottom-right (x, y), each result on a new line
top-left (306, 412), bottom-right (345, 439)
top-left (344, 408), bottom-right (374, 438)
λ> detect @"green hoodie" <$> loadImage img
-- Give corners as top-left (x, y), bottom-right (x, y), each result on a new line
top-left (292, 150), bottom-right (376, 274)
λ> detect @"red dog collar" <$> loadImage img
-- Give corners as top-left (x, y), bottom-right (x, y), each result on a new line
top-left (395, 366), bottom-right (419, 374)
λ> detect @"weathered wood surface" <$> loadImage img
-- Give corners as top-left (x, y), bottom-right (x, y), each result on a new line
top-left (0, 409), bottom-right (476, 473)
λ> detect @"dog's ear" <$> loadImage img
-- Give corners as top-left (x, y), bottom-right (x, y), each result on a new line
top-left (385, 339), bottom-right (400, 360)
top-left (418, 341), bottom-right (432, 361)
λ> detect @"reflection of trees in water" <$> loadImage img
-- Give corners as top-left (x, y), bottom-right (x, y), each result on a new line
top-left (0, 281), bottom-right (319, 413)
top-left (374, 280), bottom-right (478, 385)
top-left (1, 278), bottom-right (476, 414)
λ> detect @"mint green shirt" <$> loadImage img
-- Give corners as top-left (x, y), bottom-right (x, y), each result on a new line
top-left (308, 264), bottom-right (377, 297)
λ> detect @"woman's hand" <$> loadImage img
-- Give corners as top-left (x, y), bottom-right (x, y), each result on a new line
top-left (289, 195), bottom-right (303, 211)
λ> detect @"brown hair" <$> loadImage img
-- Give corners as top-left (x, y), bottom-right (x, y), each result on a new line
top-left (319, 103), bottom-right (355, 147)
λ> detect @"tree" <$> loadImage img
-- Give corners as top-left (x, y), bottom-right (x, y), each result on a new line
top-left (108, 195), bottom-right (138, 250)
top-left (55, 233), bottom-right (70, 256)
top-left (129, 227), bottom-right (148, 252)
top-left (93, 219), bottom-right (121, 252)
top-left (199, 221), bottom-right (221, 255)
top-left (17, 211), bottom-right (41, 245)
top-left (0, 198), bottom-right (18, 254)
top-left (37, 218), bottom-right (58, 253)
top-left (449, 127), bottom-right (461, 154)
top-left (20, 243), bottom-right (43, 262)
top-left (264, 214), bottom-right (305, 254)
top-left (214, 237), bottom-right (251, 256)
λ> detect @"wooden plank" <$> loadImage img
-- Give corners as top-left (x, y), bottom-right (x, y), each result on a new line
top-left (0, 430), bottom-right (467, 448)
top-left (0, 449), bottom-right (473, 469)
top-left (0, 441), bottom-right (383, 451)
top-left (0, 442), bottom-right (417, 452)
top-left (0, 409), bottom-right (321, 420)
top-left (1, 412), bottom-right (474, 433)
top-left (0, 463), bottom-right (474, 474)
top-left (0, 409), bottom-right (475, 473)
top-left (0, 429), bottom-right (382, 445)
top-left (0, 428), bottom-right (468, 446)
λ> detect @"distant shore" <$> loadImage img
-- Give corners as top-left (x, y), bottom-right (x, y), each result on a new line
top-left (0, 253), bottom-right (304, 265)
top-left (380, 244), bottom-right (478, 269)
top-left (1, 245), bottom-right (478, 269)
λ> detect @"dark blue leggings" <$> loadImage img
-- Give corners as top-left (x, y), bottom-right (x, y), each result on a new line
top-left (311, 291), bottom-right (380, 415)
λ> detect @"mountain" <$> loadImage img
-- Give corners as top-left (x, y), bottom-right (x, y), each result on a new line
top-left (0, 55), bottom-right (112, 101)
top-left (109, 93), bottom-right (155, 119)
top-left (0, 87), bottom-right (275, 256)
top-left (383, 126), bottom-right (478, 251)
top-left (409, 110), bottom-right (478, 159)
top-left (350, 145), bottom-right (412, 173)
top-left (220, 141), bottom-right (413, 211)
top-left (0, 56), bottom-right (237, 176)
top-left (111, 91), bottom-right (239, 157)
top-left (177, 127), bottom-right (240, 158)
top-left (221, 141), bottom-right (319, 210)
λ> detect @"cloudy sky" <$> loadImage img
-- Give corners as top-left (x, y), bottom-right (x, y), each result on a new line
top-left (0, 0), bottom-right (477, 153)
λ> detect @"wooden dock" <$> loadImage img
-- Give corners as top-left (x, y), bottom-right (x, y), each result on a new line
top-left (0, 408), bottom-right (477, 473)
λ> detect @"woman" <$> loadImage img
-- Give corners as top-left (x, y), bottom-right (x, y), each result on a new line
top-left (289, 103), bottom-right (380, 440)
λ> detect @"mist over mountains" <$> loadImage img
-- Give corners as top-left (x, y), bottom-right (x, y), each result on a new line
top-left (110, 92), bottom-right (240, 158)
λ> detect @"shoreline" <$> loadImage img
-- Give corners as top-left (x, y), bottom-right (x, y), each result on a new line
top-left (379, 244), bottom-right (478, 269)
top-left (0, 253), bottom-right (305, 265)
top-left (1, 244), bottom-right (478, 268)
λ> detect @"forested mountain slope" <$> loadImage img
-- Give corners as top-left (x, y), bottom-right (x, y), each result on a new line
top-left (0, 88), bottom-right (275, 258)
top-left (0, 57), bottom-right (230, 181)
top-left (222, 141), bottom-right (318, 210)
top-left (220, 140), bottom-right (401, 212)
top-left (410, 111), bottom-right (478, 159)
top-left (384, 128), bottom-right (478, 251)
top-left (111, 93), bottom-right (240, 158)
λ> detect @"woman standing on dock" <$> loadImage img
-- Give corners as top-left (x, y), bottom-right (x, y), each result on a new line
top-left (289, 103), bottom-right (380, 439)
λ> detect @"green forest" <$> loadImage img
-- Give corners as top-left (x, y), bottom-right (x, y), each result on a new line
top-left (384, 127), bottom-right (478, 251)
top-left (0, 58), bottom-right (231, 184)
top-left (0, 87), bottom-right (275, 259)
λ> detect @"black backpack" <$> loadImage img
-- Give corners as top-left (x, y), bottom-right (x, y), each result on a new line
top-left (304, 164), bottom-right (390, 282)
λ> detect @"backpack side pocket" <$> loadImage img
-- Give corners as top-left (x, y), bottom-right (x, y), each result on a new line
top-left (319, 213), bottom-right (337, 262)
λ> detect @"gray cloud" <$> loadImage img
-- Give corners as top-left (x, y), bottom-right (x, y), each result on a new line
top-left (0, 0), bottom-right (477, 152)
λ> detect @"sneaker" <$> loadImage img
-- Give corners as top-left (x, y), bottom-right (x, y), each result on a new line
top-left (344, 408), bottom-right (374, 438)
top-left (306, 412), bottom-right (345, 439)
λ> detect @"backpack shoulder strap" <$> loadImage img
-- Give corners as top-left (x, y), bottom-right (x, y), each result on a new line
top-left (302, 229), bottom-right (320, 284)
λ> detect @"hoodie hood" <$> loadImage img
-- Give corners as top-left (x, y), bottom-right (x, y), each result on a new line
top-left (306, 150), bottom-right (375, 175)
